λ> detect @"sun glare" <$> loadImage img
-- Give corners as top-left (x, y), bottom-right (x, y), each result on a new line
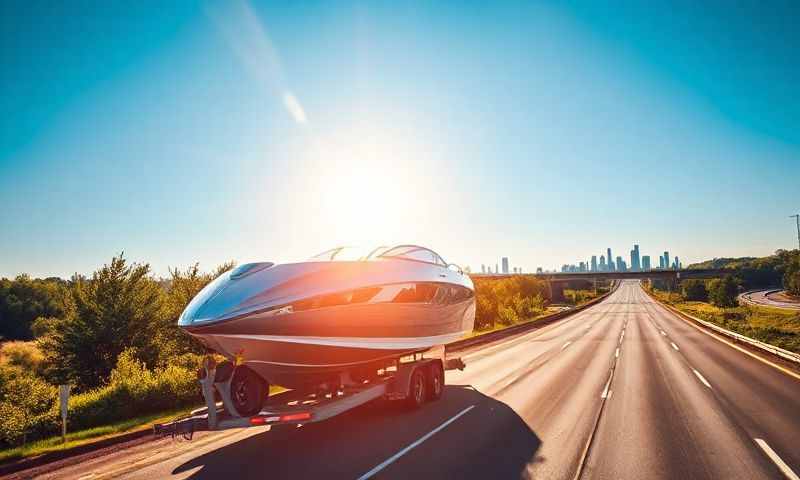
top-left (296, 123), bottom-right (441, 247)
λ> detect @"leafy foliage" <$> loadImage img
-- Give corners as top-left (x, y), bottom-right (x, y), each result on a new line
top-left (0, 276), bottom-right (73, 340)
top-left (681, 279), bottom-right (708, 301)
top-left (708, 276), bottom-right (739, 308)
top-left (0, 371), bottom-right (56, 445)
top-left (37, 255), bottom-right (165, 390)
top-left (473, 276), bottom-right (549, 329)
top-left (688, 249), bottom-right (800, 291)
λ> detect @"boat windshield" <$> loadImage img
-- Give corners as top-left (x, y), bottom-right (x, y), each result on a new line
top-left (310, 246), bottom-right (380, 261)
top-left (378, 245), bottom-right (447, 266)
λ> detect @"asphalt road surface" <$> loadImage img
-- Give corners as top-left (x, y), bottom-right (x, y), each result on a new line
top-left (43, 281), bottom-right (800, 480)
top-left (739, 289), bottom-right (800, 310)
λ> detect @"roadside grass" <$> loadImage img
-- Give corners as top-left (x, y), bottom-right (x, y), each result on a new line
top-left (0, 384), bottom-right (288, 464)
top-left (650, 289), bottom-right (800, 353)
top-left (0, 406), bottom-right (193, 463)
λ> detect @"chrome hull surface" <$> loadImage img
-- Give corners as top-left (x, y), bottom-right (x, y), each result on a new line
top-left (180, 258), bottom-right (475, 388)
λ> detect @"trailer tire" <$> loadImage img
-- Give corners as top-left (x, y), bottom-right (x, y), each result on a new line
top-left (427, 362), bottom-right (444, 401)
top-left (230, 366), bottom-right (268, 417)
top-left (406, 368), bottom-right (427, 409)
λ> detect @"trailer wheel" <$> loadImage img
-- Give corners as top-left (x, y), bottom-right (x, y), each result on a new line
top-left (406, 369), bottom-right (427, 409)
top-left (427, 363), bottom-right (444, 401)
top-left (230, 366), bottom-right (268, 417)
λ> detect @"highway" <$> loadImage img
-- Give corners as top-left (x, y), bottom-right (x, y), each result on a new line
top-left (41, 281), bottom-right (800, 480)
top-left (740, 289), bottom-right (800, 310)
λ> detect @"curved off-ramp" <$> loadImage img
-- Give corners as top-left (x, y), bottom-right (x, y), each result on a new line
top-left (740, 289), bottom-right (800, 310)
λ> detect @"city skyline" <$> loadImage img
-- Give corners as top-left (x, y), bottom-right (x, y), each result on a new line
top-left (557, 243), bottom-right (682, 273)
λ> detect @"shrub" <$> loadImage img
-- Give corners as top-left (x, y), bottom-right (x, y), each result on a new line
top-left (473, 276), bottom-right (549, 330)
top-left (681, 280), bottom-right (708, 302)
top-left (0, 341), bottom-right (44, 375)
top-left (0, 372), bottom-right (56, 446)
top-left (708, 276), bottom-right (739, 308)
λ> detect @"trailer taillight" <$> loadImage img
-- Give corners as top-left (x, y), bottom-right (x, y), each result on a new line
top-left (280, 412), bottom-right (312, 422)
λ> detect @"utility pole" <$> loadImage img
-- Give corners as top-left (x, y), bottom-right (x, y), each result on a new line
top-left (792, 214), bottom-right (800, 250)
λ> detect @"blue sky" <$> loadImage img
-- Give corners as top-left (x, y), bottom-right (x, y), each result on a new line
top-left (1, 0), bottom-right (798, 278)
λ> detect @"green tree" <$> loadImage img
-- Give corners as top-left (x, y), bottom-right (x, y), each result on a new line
top-left (708, 276), bottom-right (739, 308)
top-left (39, 254), bottom-right (165, 390)
top-left (783, 251), bottom-right (800, 296)
top-left (155, 262), bottom-right (234, 363)
top-left (0, 276), bottom-right (73, 340)
top-left (681, 279), bottom-right (708, 301)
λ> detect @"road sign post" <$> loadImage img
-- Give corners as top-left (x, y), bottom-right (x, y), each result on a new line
top-left (59, 385), bottom-right (69, 443)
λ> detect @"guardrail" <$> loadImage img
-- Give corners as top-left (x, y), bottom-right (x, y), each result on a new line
top-left (647, 291), bottom-right (800, 365)
top-left (447, 281), bottom-right (619, 353)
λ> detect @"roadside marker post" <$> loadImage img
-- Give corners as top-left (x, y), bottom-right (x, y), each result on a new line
top-left (59, 385), bottom-right (69, 443)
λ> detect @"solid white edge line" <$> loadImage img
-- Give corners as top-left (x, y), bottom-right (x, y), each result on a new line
top-left (754, 438), bottom-right (800, 480)
top-left (692, 369), bottom-right (712, 389)
top-left (357, 405), bottom-right (476, 480)
top-left (671, 342), bottom-right (679, 351)
top-left (562, 341), bottom-right (572, 351)
top-left (647, 290), bottom-right (800, 382)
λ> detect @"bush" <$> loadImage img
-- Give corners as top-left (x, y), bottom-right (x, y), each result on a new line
top-left (708, 276), bottom-right (739, 308)
top-left (681, 280), bottom-right (708, 302)
top-left (0, 372), bottom-right (56, 446)
top-left (473, 276), bottom-right (549, 330)
top-left (0, 341), bottom-right (44, 375)
top-left (1, 349), bottom-right (201, 448)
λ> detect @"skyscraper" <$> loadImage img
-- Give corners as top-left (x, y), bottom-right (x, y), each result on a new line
top-left (663, 252), bottom-right (670, 271)
top-left (616, 256), bottom-right (626, 272)
top-left (631, 244), bottom-right (641, 271)
top-left (607, 248), bottom-right (614, 271)
top-left (642, 255), bottom-right (651, 271)
top-left (591, 255), bottom-right (598, 272)
top-left (502, 257), bottom-right (509, 274)
top-left (599, 255), bottom-right (606, 270)
top-left (481, 264), bottom-right (486, 274)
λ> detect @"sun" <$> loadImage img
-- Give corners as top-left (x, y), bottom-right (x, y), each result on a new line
top-left (296, 122), bottom-right (440, 247)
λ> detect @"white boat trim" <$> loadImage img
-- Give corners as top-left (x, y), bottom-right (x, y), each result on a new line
top-left (209, 331), bottom-right (470, 350)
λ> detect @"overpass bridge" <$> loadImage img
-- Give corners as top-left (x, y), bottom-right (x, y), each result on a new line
top-left (471, 269), bottom-right (734, 302)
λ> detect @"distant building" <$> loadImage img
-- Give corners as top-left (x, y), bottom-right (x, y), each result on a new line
top-left (663, 252), bottom-right (670, 270)
top-left (642, 255), bottom-right (651, 271)
top-left (631, 244), bottom-right (641, 271)
top-left (607, 248), bottom-right (614, 271)
top-left (591, 255), bottom-right (598, 272)
top-left (599, 255), bottom-right (606, 270)
top-left (536, 267), bottom-right (543, 274)
top-left (616, 256), bottom-right (626, 272)
top-left (502, 257), bottom-right (509, 274)
top-left (496, 263), bottom-right (499, 274)
top-left (579, 262), bottom-right (586, 272)
top-left (659, 255), bottom-right (665, 269)
top-left (481, 264), bottom-right (486, 274)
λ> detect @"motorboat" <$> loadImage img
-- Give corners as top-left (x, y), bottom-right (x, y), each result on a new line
top-left (178, 245), bottom-right (475, 400)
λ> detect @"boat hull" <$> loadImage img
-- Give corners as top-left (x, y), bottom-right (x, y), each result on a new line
top-left (180, 259), bottom-right (475, 389)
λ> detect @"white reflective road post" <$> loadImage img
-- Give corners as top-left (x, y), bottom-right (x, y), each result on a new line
top-left (59, 385), bottom-right (69, 443)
